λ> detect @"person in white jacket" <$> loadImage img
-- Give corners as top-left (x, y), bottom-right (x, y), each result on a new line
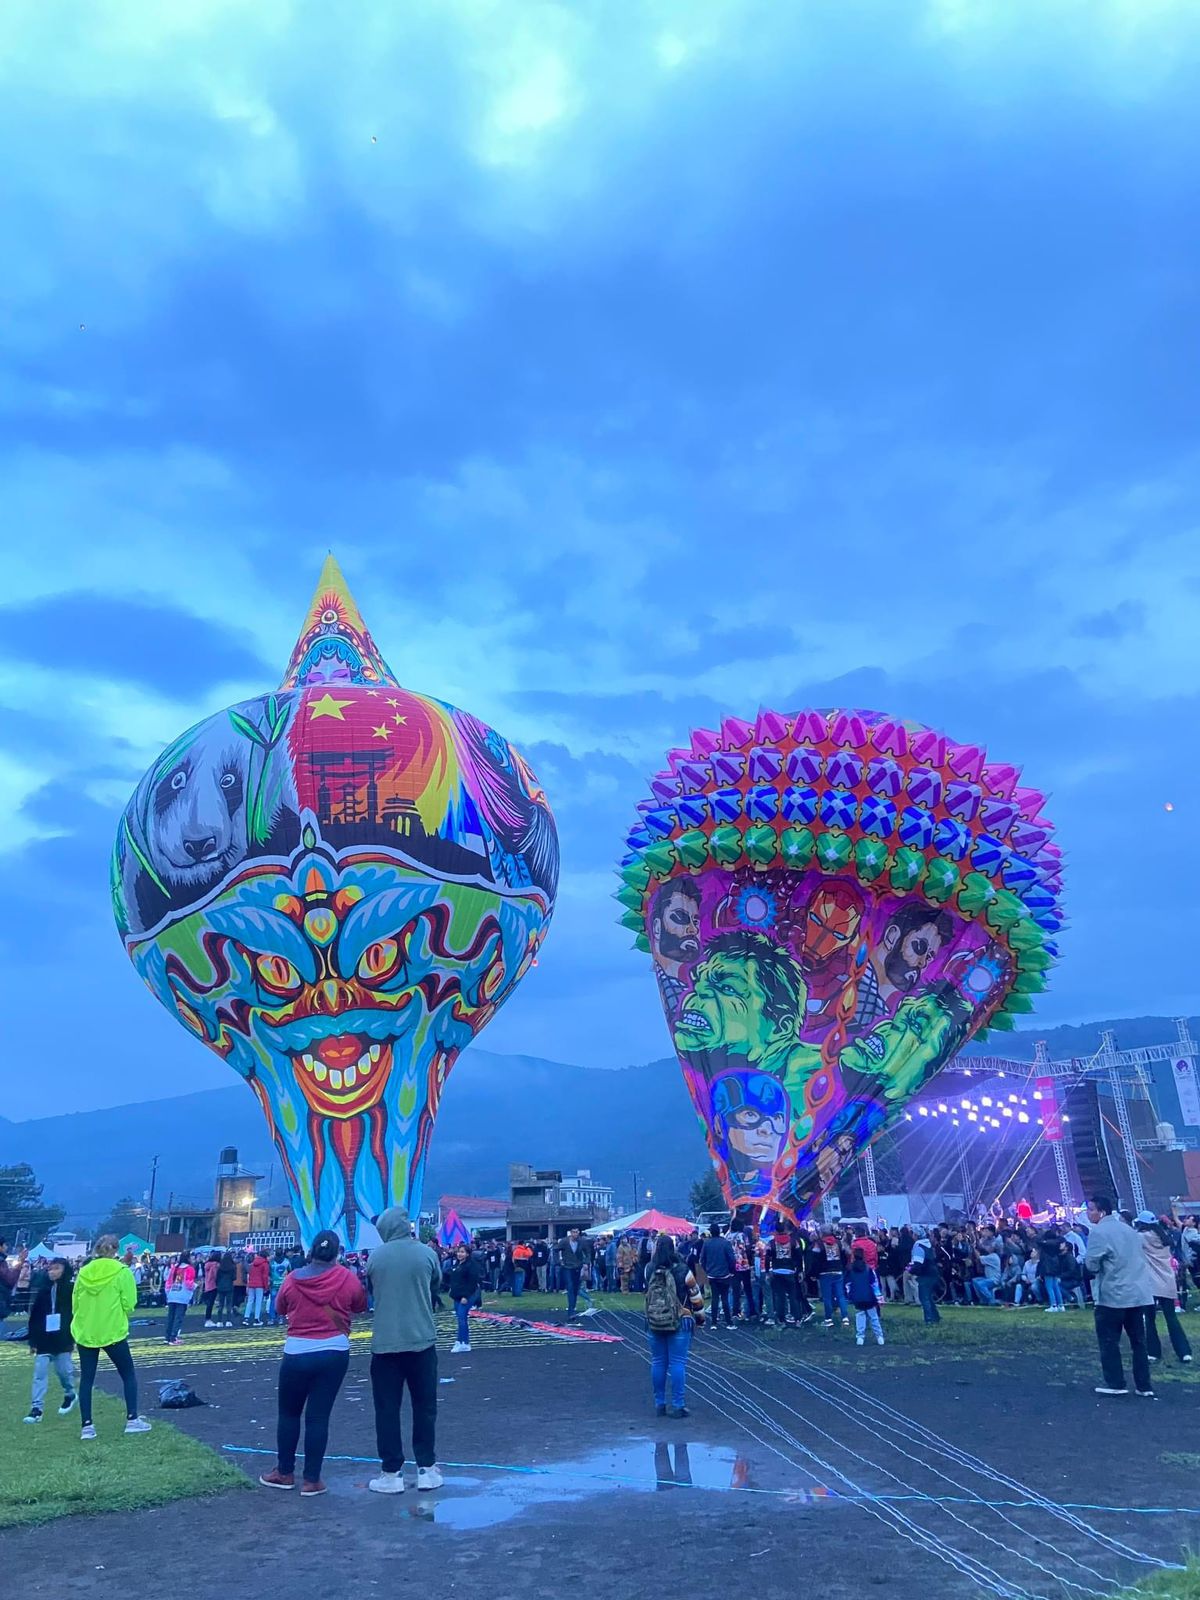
top-left (1134, 1213), bottom-right (1193, 1367)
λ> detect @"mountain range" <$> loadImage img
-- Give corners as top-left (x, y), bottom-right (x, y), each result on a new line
top-left (2, 1015), bottom-right (1194, 1226)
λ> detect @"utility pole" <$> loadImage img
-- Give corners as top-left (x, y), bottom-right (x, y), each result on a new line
top-left (631, 1171), bottom-right (639, 1213)
top-left (146, 1156), bottom-right (161, 1247)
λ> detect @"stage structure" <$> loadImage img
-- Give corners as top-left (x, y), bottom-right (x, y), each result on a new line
top-left (855, 1017), bottom-right (1200, 1217)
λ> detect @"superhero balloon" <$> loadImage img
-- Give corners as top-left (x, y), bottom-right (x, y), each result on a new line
top-left (618, 710), bottom-right (1061, 1222)
top-left (113, 556), bottom-right (557, 1246)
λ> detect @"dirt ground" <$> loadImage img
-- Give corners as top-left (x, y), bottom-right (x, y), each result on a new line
top-left (6, 1301), bottom-right (1197, 1600)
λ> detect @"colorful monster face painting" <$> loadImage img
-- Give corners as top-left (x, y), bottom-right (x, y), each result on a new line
top-left (620, 710), bottom-right (1062, 1223)
top-left (113, 557), bottom-right (557, 1246)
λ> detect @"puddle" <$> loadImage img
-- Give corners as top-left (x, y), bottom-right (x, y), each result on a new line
top-left (319, 1440), bottom-right (754, 1529)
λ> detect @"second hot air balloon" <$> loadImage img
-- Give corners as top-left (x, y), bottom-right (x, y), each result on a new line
top-left (113, 558), bottom-right (557, 1246)
top-left (618, 709), bottom-right (1061, 1223)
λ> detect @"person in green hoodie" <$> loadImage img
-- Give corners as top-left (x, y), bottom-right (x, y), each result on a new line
top-left (71, 1234), bottom-right (152, 1440)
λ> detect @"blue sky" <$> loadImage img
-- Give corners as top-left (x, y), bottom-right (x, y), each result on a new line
top-left (2, 1), bottom-right (1200, 1118)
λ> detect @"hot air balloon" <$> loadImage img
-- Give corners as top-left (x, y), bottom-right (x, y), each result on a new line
top-left (618, 709), bottom-right (1061, 1222)
top-left (113, 557), bottom-right (557, 1247)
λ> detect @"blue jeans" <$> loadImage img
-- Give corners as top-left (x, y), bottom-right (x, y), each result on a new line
top-left (31, 1352), bottom-right (75, 1410)
top-left (819, 1273), bottom-right (849, 1321)
top-left (454, 1299), bottom-right (471, 1345)
top-left (917, 1277), bottom-right (940, 1323)
top-left (972, 1277), bottom-right (997, 1306)
top-left (1044, 1276), bottom-right (1064, 1308)
top-left (649, 1321), bottom-right (693, 1409)
top-left (513, 1268), bottom-right (525, 1297)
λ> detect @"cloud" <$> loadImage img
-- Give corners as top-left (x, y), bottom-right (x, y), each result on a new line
top-left (0, 592), bottom-right (273, 695)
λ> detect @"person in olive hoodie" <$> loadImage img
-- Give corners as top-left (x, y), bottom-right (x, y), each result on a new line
top-left (366, 1207), bottom-right (443, 1495)
top-left (72, 1234), bottom-right (151, 1439)
top-left (23, 1258), bottom-right (77, 1424)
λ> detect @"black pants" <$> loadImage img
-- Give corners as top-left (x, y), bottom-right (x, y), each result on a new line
top-left (204, 1290), bottom-right (217, 1319)
top-left (215, 1289), bottom-right (234, 1320)
top-left (78, 1340), bottom-right (138, 1425)
top-left (1094, 1304), bottom-right (1152, 1393)
top-left (733, 1270), bottom-right (757, 1317)
top-left (371, 1347), bottom-right (438, 1472)
top-left (1145, 1296), bottom-right (1193, 1362)
top-left (164, 1301), bottom-right (188, 1341)
top-left (276, 1349), bottom-right (350, 1482)
top-left (770, 1275), bottom-right (809, 1322)
top-left (709, 1276), bottom-right (735, 1326)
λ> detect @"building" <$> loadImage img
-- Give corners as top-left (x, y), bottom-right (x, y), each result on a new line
top-left (154, 1147), bottom-right (299, 1252)
top-left (556, 1169), bottom-right (615, 1213)
top-left (507, 1163), bottom-right (613, 1242)
top-left (437, 1194), bottom-right (510, 1237)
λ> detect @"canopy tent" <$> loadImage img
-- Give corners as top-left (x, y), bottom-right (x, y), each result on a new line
top-left (118, 1232), bottom-right (155, 1256)
top-left (436, 1208), bottom-right (472, 1250)
top-left (26, 1243), bottom-right (55, 1261)
top-left (585, 1207), bottom-right (693, 1238)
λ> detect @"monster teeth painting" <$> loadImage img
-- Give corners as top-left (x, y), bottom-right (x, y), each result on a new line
top-left (620, 708), bottom-right (1062, 1225)
top-left (113, 555), bottom-right (558, 1248)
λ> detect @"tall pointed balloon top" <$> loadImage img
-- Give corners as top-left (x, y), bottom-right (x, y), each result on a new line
top-left (279, 553), bottom-right (400, 689)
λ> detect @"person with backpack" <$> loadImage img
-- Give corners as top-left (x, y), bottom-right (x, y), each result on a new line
top-left (844, 1247), bottom-right (886, 1348)
top-left (644, 1234), bottom-right (705, 1418)
top-left (906, 1231), bottom-right (941, 1324)
top-left (163, 1252), bottom-right (195, 1345)
top-left (23, 1258), bottom-right (77, 1424)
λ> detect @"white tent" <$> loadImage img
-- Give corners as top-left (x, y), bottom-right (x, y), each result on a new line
top-left (26, 1243), bottom-right (54, 1261)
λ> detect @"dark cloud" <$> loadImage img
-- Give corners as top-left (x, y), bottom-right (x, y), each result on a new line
top-left (0, 592), bottom-right (272, 695)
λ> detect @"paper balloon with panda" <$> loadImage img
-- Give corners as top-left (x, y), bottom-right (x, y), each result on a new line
top-left (113, 556), bottom-right (557, 1246)
top-left (618, 710), bottom-right (1061, 1222)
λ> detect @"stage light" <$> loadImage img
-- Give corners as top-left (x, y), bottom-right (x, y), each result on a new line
top-left (963, 1069), bottom-right (972, 1077)
top-left (990, 1118), bottom-right (1000, 1127)
top-left (982, 1096), bottom-right (993, 1107)
top-left (1002, 1107), bottom-right (1013, 1116)
top-left (938, 1103), bottom-right (948, 1113)
top-left (961, 1099), bottom-right (970, 1109)
top-left (968, 1112), bottom-right (978, 1122)
top-left (952, 1119), bottom-right (960, 1127)
top-left (919, 1106), bottom-right (929, 1116)
top-left (1021, 1097), bottom-right (1028, 1106)
top-left (1018, 1112), bottom-right (1029, 1123)
top-left (1033, 1090), bottom-right (1043, 1101)
top-left (1062, 1115), bottom-right (1071, 1123)
top-left (1009, 1094), bottom-right (1018, 1103)
top-left (904, 1112), bottom-right (912, 1121)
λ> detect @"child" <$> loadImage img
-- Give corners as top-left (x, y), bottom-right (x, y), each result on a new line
top-left (844, 1248), bottom-right (885, 1347)
top-left (24, 1258), bottom-right (77, 1423)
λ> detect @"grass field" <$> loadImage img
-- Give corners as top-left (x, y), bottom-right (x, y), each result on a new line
top-left (0, 1356), bottom-right (247, 1527)
top-left (1120, 1560), bottom-right (1200, 1599)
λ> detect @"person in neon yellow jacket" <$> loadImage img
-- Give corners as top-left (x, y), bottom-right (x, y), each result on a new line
top-left (71, 1234), bottom-right (152, 1440)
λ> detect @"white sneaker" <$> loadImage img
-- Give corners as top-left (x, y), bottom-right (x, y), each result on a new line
top-left (450, 1341), bottom-right (470, 1354)
top-left (80, 1423), bottom-right (97, 1440)
top-left (368, 1471), bottom-right (405, 1495)
top-left (1094, 1386), bottom-right (1128, 1396)
top-left (855, 1337), bottom-right (864, 1346)
top-left (204, 1320), bottom-right (215, 1328)
top-left (876, 1337), bottom-right (885, 1346)
top-left (417, 1466), bottom-right (444, 1491)
top-left (124, 1417), bottom-right (152, 1434)
top-left (225, 1321), bottom-right (234, 1328)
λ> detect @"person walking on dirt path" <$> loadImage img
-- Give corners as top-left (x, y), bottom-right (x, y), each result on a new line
top-left (645, 1234), bottom-right (705, 1418)
top-left (559, 1227), bottom-right (594, 1319)
top-left (447, 1242), bottom-right (484, 1354)
top-left (700, 1224), bottom-right (738, 1330)
top-left (259, 1230), bottom-right (366, 1495)
top-left (72, 1234), bottom-right (151, 1440)
top-left (163, 1252), bottom-right (195, 1345)
top-left (1085, 1196), bottom-right (1155, 1398)
top-left (23, 1257), bottom-right (77, 1424)
top-left (367, 1207), bottom-right (444, 1496)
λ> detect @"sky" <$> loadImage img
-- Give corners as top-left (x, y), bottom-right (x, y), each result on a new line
top-left (2, 0), bottom-right (1200, 1119)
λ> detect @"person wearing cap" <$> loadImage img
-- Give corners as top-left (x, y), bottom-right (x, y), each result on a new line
top-left (1084, 1197), bottom-right (1155, 1398)
top-left (259, 1230), bottom-right (367, 1495)
top-left (1133, 1212), bottom-right (1193, 1367)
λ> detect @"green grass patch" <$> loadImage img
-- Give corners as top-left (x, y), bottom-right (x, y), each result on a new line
top-left (0, 1353), bottom-right (247, 1527)
top-left (1117, 1558), bottom-right (1200, 1599)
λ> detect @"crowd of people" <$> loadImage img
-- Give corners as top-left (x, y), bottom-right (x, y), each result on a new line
top-left (3, 1199), bottom-right (1197, 1491)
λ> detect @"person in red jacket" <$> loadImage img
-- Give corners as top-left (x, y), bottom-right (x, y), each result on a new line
top-left (259, 1232), bottom-right (366, 1495)
top-left (244, 1252), bottom-right (271, 1327)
